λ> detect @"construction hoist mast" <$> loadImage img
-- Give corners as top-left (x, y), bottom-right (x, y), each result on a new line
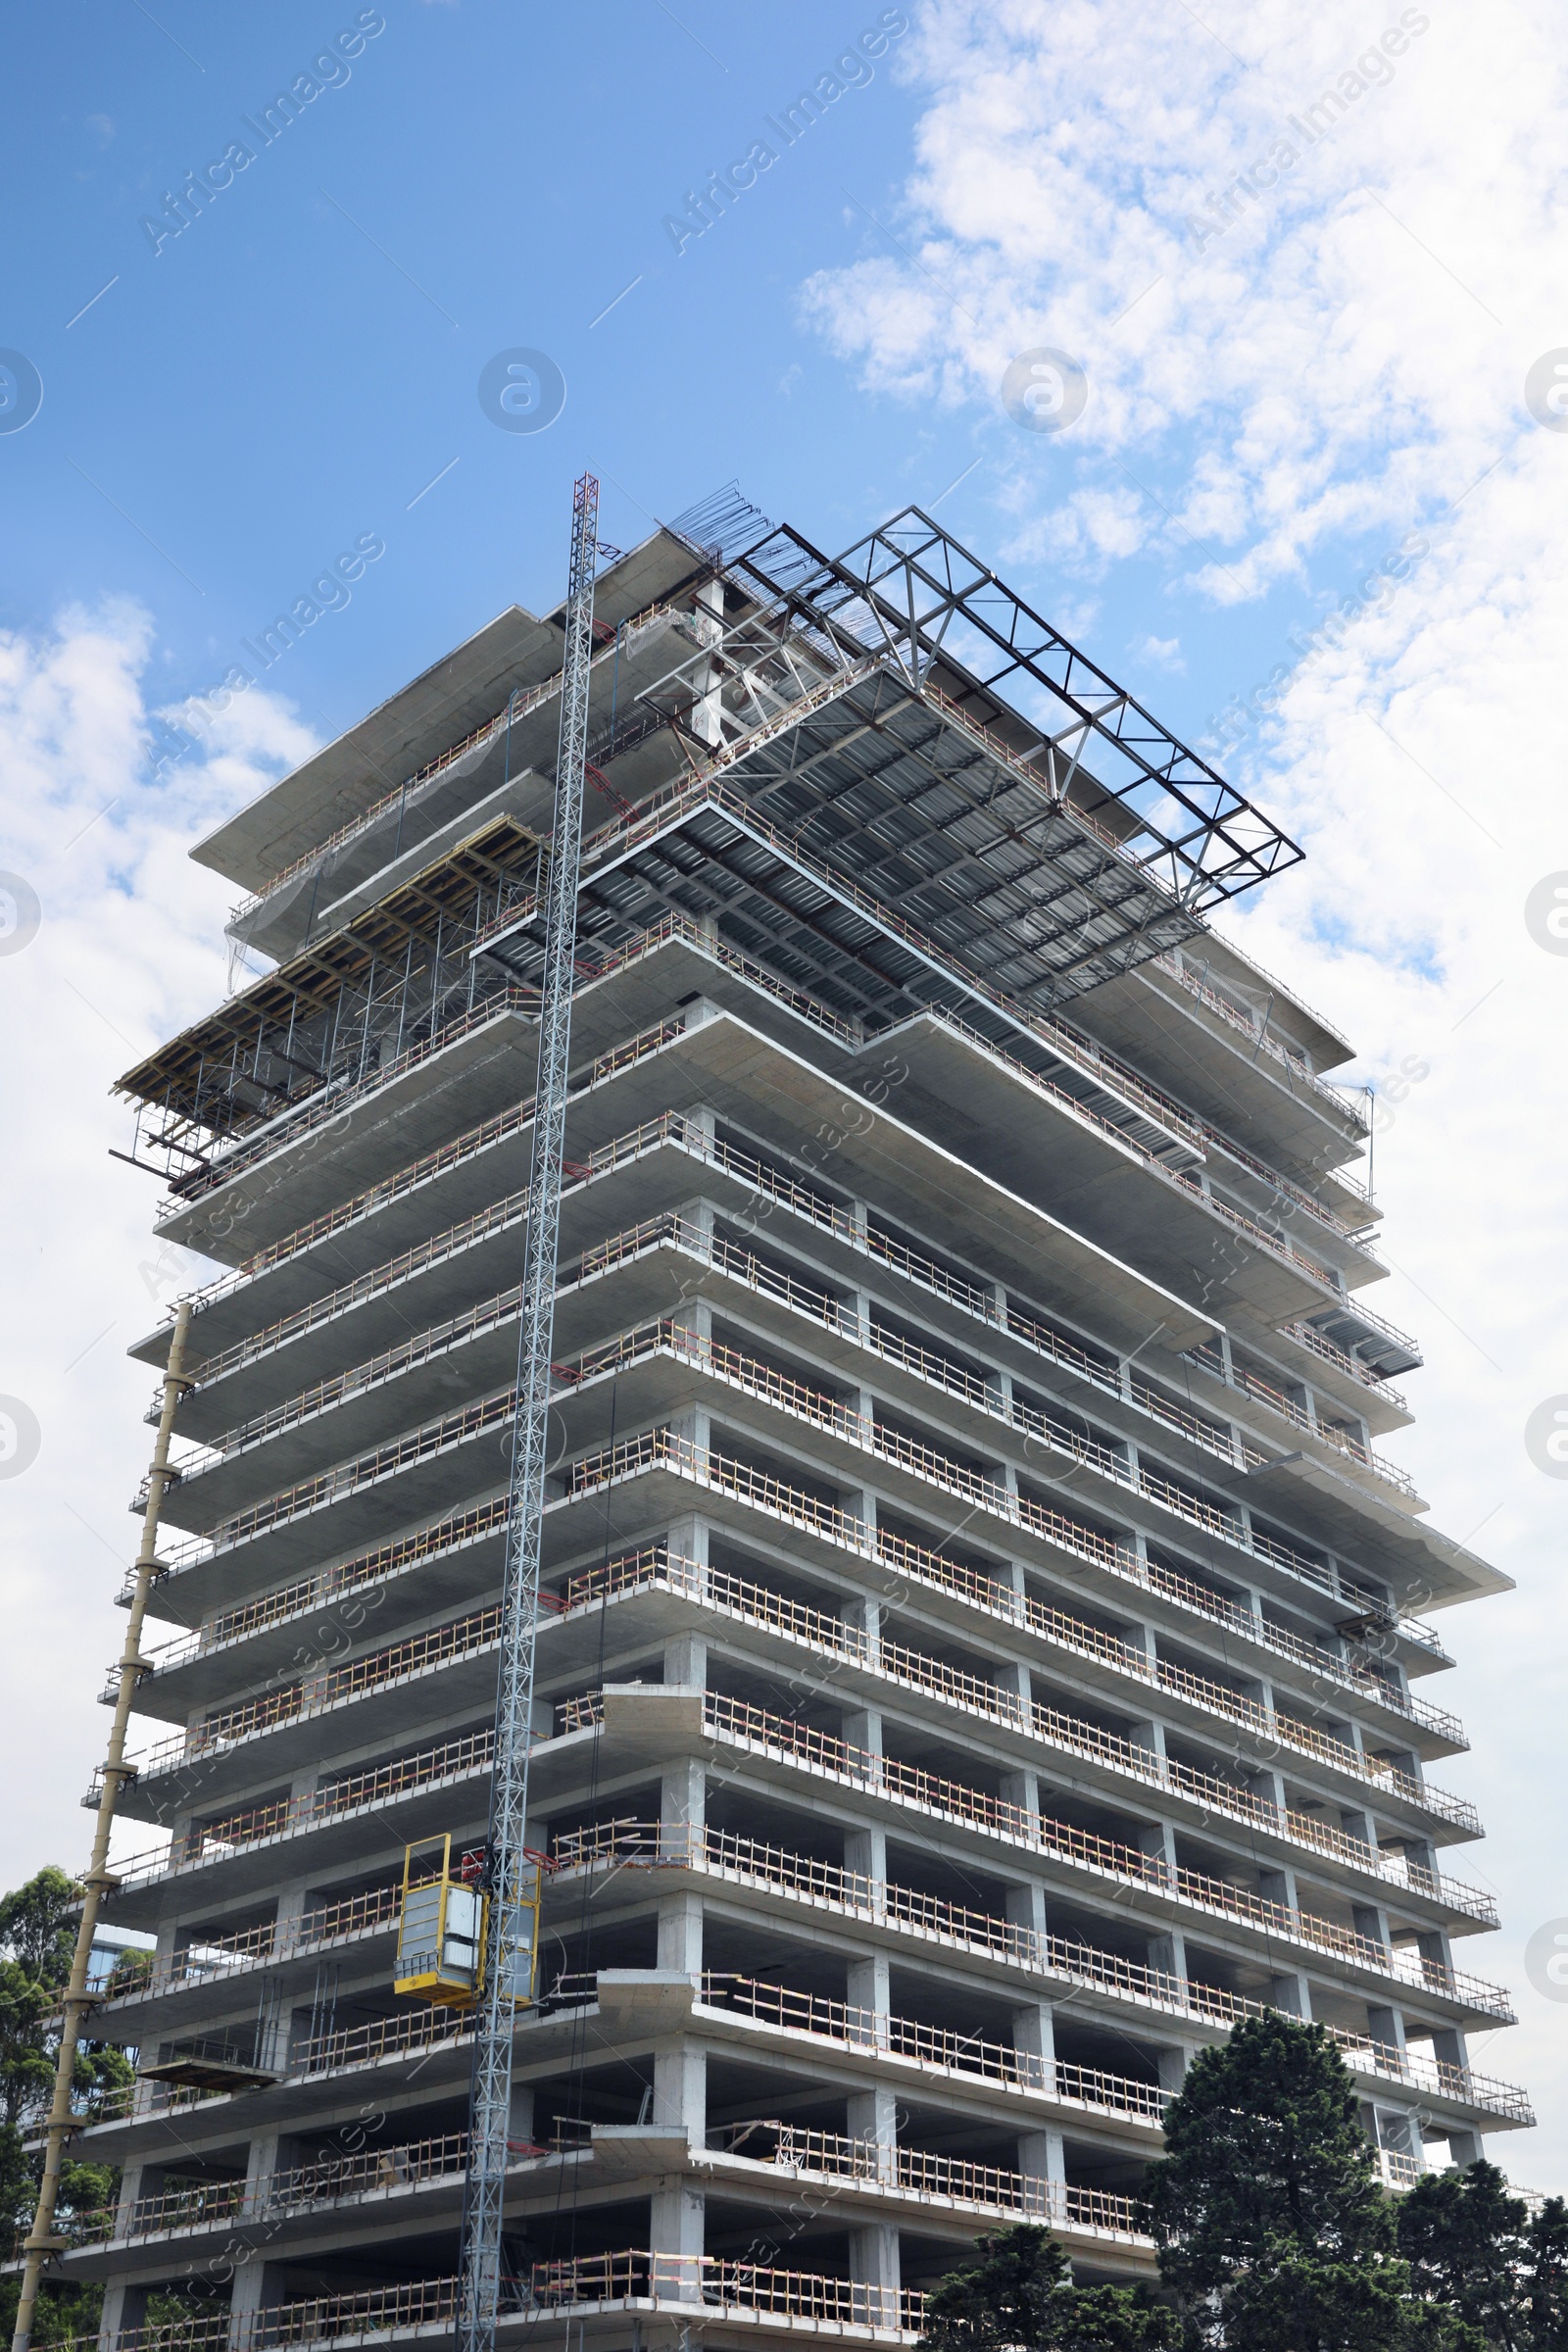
top-left (455, 470), bottom-right (600, 2352)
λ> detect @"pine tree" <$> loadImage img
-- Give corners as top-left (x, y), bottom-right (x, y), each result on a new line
top-left (0, 1868), bottom-right (135, 2349)
top-left (917, 2222), bottom-right (1177, 2352)
top-left (1144, 2011), bottom-right (1409, 2350)
top-left (1524, 2197), bottom-right (1568, 2351)
top-left (1397, 2161), bottom-right (1529, 2345)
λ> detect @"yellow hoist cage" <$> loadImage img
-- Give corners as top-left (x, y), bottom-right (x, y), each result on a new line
top-left (393, 1836), bottom-right (541, 2012)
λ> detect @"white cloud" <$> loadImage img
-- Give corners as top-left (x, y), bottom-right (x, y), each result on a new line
top-left (804, 0), bottom-right (1568, 2186)
top-left (1131, 632), bottom-right (1185, 672)
top-left (0, 608), bottom-right (311, 1899)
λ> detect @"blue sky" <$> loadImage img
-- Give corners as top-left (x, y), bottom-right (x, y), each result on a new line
top-left (3, 0), bottom-right (1398, 772)
top-left (5, 0), bottom-right (1568, 2191)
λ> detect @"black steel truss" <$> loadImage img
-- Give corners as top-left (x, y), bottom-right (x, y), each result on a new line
top-left (725, 506), bottom-right (1303, 913)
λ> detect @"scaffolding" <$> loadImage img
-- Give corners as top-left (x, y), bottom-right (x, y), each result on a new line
top-left (113, 818), bottom-right (542, 1189)
top-left (11, 1303), bottom-right (193, 2352)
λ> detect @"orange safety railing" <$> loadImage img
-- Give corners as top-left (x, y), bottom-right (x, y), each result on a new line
top-left (131, 1605), bottom-right (505, 1778)
top-left (722, 2122), bottom-right (1152, 2238)
top-left (556, 1407), bottom-right (1461, 1781)
top-left (691, 1686), bottom-right (1494, 1926)
top-left (548, 1794), bottom-right (1510, 2023)
top-left (113, 1729), bottom-right (498, 1889)
top-left (699, 1973), bottom-right (1166, 2121)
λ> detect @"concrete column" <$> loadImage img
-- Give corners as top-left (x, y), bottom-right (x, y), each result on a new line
top-left (225, 2145), bottom-right (291, 2349)
top-left (1000, 1763), bottom-right (1041, 1838)
top-left (272, 1878), bottom-right (313, 1957)
top-left (98, 2283), bottom-right (149, 2349)
top-left (1006, 1881), bottom-right (1049, 1964)
top-left (242, 2130), bottom-right (290, 2212)
top-left (1147, 1927), bottom-right (1188, 1991)
top-left (1121, 1619), bottom-right (1160, 1694)
top-left (1401, 1834), bottom-right (1440, 1884)
top-left (1366, 2003), bottom-right (1409, 2060)
top-left (676, 1101), bottom-right (717, 1148)
top-left (850, 2221), bottom-right (902, 2323)
top-left (658, 1893), bottom-right (704, 1975)
top-left (842, 1702), bottom-right (883, 1781)
top-left (993, 1655), bottom-right (1032, 1727)
top-left (1011, 1996), bottom-right (1054, 2093)
top-left (1249, 1764), bottom-right (1289, 1832)
top-left (844, 1950), bottom-right (894, 2309)
top-left (663, 1629), bottom-right (707, 1689)
top-left (509, 2080), bottom-right (537, 2148)
top-left (1156, 2044), bottom-right (1195, 2093)
top-left (661, 1759), bottom-right (705, 1862)
top-left (839, 1590), bottom-right (881, 1667)
top-left (1125, 1709), bottom-right (1168, 1785)
top-left (844, 1286), bottom-right (874, 1348)
top-left (1138, 1817), bottom-right (1179, 1884)
top-left (843, 1822), bottom-right (887, 1897)
top-left (664, 1512), bottom-right (709, 1591)
top-left (847, 1949), bottom-right (891, 2043)
top-left (1019, 2128), bottom-right (1067, 2222)
top-left (1351, 1899), bottom-right (1392, 1952)
top-left (1270, 1969), bottom-right (1315, 2021)
top-left (1431, 2024), bottom-right (1471, 2074)
top-left (1258, 1859), bottom-right (1300, 1916)
top-left (672, 1289), bottom-right (713, 1345)
top-left (1416, 1926), bottom-right (1455, 1977)
top-left (668, 1401), bottom-right (711, 1456)
top-left (654, 2037), bottom-right (707, 2147)
top-left (650, 2174), bottom-right (707, 2301)
top-left (847, 2082), bottom-right (899, 2183)
top-left (844, 1484), bottom-right (878, 1553)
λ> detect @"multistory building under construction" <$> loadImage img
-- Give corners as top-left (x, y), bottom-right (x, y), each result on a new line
top-left (31, 492), bottom-right (1530, 2352)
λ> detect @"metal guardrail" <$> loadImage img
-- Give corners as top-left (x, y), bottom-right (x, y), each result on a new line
top-left (563, 1550), bottom-right (1469, 1822)
top-left (71, 1831), bottom-right (1527, 2144)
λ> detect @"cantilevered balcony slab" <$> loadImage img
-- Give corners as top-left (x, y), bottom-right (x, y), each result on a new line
top-left (536, 1441), bottom-right (1454, 1743)
top-left (105, 1762), bottom-right (494, 1929)
top-left (1073, 959), bottom-right (1368, 1182)
top-left (190, 608), bottom-right (553, 895)
top-left (125, 1511), bottom-right (515, 1713)
top-left (139, 1004), bottom-right (1214, 1382)
top-left (843, 1012), bottom-right (1361, 1334)
top-left (113, 1644), bottom-right (511, 1823)
top-left (676, 1745), bottom-right (1501, 2021)
top-left (1232, 1451), bottom-right (1511, 1609)
top-left (153, 1003), bottom-right (546, 1262)
top-left (132, 1022), bottom-right (729, 1365)
top-left (39, 2145), bottom-right (580, 2286)
top-left (192, 532), bottom-right (708, 899)
top-left (67, 1991), bottom-right (597, 2167)
top-left (584, 1971), bottom-right (1166, 2152)
top-left (234, 612), bottom-right (701, 966)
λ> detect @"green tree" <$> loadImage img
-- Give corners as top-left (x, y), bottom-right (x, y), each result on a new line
top-left (1524, 2197), bottom-right (1568, 2352)
top-left (1144, 2011), bottom-right (1410, 2351)
top-left (1397, 2162), bottom-right (1529, 2346)
top-left (917, 2222), bottom-right (1177, 2352)
top-left (0, 1868), bottom-right (135, 2349)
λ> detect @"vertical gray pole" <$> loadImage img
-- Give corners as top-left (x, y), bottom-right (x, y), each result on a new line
top-left (456, 471), bottom-right (599, 2352)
